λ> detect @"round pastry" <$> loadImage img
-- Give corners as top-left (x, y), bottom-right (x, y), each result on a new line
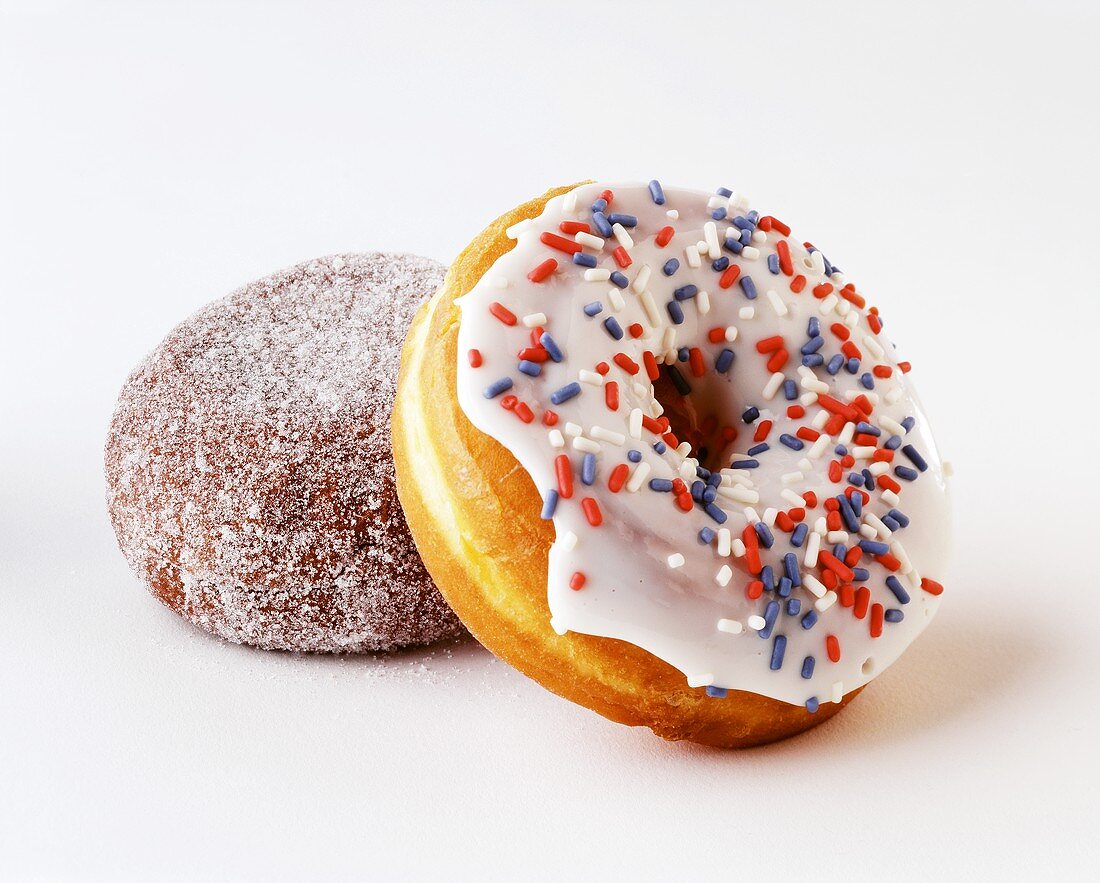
top-left (393, 182), bottom-right (951, 747)
top-left (106, 252), bottom-right (464, 652)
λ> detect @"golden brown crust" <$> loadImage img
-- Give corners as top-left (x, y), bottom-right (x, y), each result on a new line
top-left (393, 186), bottom-right (858, 746)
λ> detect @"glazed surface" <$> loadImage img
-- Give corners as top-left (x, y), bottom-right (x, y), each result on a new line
top-left (455, 183), bottom-right (950, 707)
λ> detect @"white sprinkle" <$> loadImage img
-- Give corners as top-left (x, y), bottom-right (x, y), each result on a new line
top-left (559, 530), bottom-right (578, 552)
top-left (801, 375), bottom-right (829, 394)
top-left (667, 552), bottom-right (685, 569)
top-left (639, 290), bottom-right (662, 327)
top-left (763, 372), bottom-right (785, 400)
top-left (864, 512), bottom-right (892, 538)
top-left (890, 540), bottom-right (914, 574)
top-left (805, 532), bottom-right (821, 567)
top-left (632, 264), bottom-right (651, 293)
top-left (628, 408), bottom-right (643, 439)
top-left (707, 196), bottom-right (727, 210)
top-left (717, 528), bottom-right (731, 557)
top-left (679, 459), bottom-right (697, 482)
top-left (716, 565), bottom-right (733, 587)
top-left (880, 415), bottom-right (906, 436)
top-left (564, 422), bottom-right (582, 437)
top-left (800, 392), bottom-right (819, 407)
top-left (660, 326), bottom-right (676, 355)
top-left (687, 673), bottom-right (713, 688)
top-left (868, 461), bottom-right (889, 476)
top-left (548, 429), bottom-right (565, 448)
top-left (798, 457), bottom-right (813, 473)
top-left (812, 409), bottom-right (830, 430)
top-left (781, 471), bottom-right (804, 485)
top-left (563, 191), bottom-right (578, 212)
top-left (881, 488), bottom-right (901, 506)
top-left (578, 369), bottom-right (604, 386)
top-left (810, 250), bottom-right (826, 275)
top-left (572, 436), bottom-right (600, 454)
top-left (831, 681), bottom-right (844, 703)
top-left (720, 484), bottom-right (759, 505)
top-left (608, 287), bottom-right (625, 311)
top-left (803, 574), bottom-right (827, 599)
top-left (766, 288), bottom-right (788, 316)
top-left (781, 489), bottom-right (805, 507)
top-left (522, 312), bottom-right (547, 328)
top-left (752, 230), bottom-right (767, 243)
top-left (612, 222), bottom-right (634, 249)
top-left (583, 268), bottom-right (611, 282)
top-left (741, 245), bottom-right (760, 261)
top-left (697, 289), bottom-right (711, 315)
top-left (675, 441), bottom-right (692, 458)
top-left (549, 616), bottom-right (568, 636)
top-left (859, 524), bottom-right (877, 539)
top-left (591, 425), bottom-right (625, 446)
top-left (575, 231), bottom-right (604, 250)
top-left (808, 435), bottom-right (830, 459)
top-left (732, 538), bottom-right (747, 558)
top-left (815, 591), bottom-right (838, 612)
top-left (725, 326), bottom-right (738, 342)
top-left (703, 221), bottom-right (720, 259)
top-left (813, 517), bottom-right (828, 535)
top-left (885, 387), bottom-right (904, 405)
top-left (763, 507), bottom-right (778, 527)
top-left (684, 244), bottom-right (701, 268)
top-left (739, 306), bottom-right (755, 320)
top-left (717, 618), bottom-right (742, 634)
top-left (819, 293), bottom-right (839, 314)
top-left (837, 421), bottom-right (856, 445)
top-left (743, 506), bottom-right (761, 523)
top-left (666, 209), bottom-right (679, 220)
top-left (625, 461), bottom-right (651, 493)
top-left (747, 615), bottom-right (767, 632)
top-left (863, 334), bottom-right (885, 359)
top-left (826, 530), bottom-right (849, 544)
top-left (852, 445), bottom-right (877, 459)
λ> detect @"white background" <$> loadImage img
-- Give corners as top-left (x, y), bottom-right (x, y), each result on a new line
top-left (2, 1), bottom-right (1098, 879)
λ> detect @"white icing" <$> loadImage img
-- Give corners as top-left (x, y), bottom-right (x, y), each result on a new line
top-left (455, 182), bottom-right (951, 706)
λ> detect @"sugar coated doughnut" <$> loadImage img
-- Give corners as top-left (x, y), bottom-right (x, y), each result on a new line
top-left (394, 182), bottom-right (951, 746)
top-left (106, 253), bottom-right (464, 652)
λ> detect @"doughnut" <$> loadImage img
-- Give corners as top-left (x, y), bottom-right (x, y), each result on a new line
top-left (394, 182), bottom-right (951, 747)
top-left (106, 252), bottom-right (464, 652)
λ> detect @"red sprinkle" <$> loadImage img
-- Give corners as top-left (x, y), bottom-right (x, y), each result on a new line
top-left (489, 302), bottom-right (517, 325)
top-left (812, 283), bottom-right (834, 299)
top-left (613, 353), bottom-right (640, 375)
top-left (608, 463), bottom-right (629, 493)
top-left (870, 603), bottom-right (884, 638)
top-left (569, 572), bottom-right (587, 591)
top-left (754, 419), bottom-right (773, 443)
top-left (655, 225), bottom-right (675, 247)
top-left (820, 550), bottom-right (855, 582)
top-left (854, 587), bottom-right (870, 619)
top-left (790, 274), bottom-right (807, 293)
top-left (642, 350), bottom-right (660, 381)
top-left (776, 238), bottom-right (793, 276)
top-left (719, 264), bottom-right (741, 289)
top-left (500, 395), bottom-right (517, 411)
top-left (559, 221), bottom-right (590, 235)
top-left (766, 349), bottom-right (789, 373)
top-left (612, 246), bottom-right (632, 268)
top-left (514, 402), bottom-right (534, 423)
top-left (527, 259), bottom-right (557, 283)
top-left (605, 381), bottom-right (619, 411)
top-left (761, 216), bottom-right (791, 236)
top-left (921, 578), bottom-right (945, 596)
top-left (628, 323), bottom-right (644, 338)
top-left (555, 454), bottom-right (573, 499)
top-left (581, 497), bottom-right (603, 526)
top-left (539, 231), bottom-right (581, 255)
top-left (826, 634), bottom-right (841, 663)
top-left (756, 335), bottom-right (784, 353)
top-left (542, 410), bottom-right (558, 426)
top-left (467, 349), bottom-right (483, 368)
top-left (747, 580), bottom-right (764, 600)
top-left (688, 347), bottom-right (705, 378)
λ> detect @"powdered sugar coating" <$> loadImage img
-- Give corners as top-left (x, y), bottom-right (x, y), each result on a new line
top-left (105, 252), bottom-right (464, 651)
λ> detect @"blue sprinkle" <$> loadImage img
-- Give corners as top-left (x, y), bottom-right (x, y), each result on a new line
top-left (653, 441), bottom-right (667, 454)
top-left (667, 300), bottom-right (685, 324)
top-left (835, 444), bottom-right (848, 456)
top-left (802, 354), bottom-right (826, 368)
top-left (807, 317), bottom-right (821, 337)
top-left (550, 382), bottom-right (581, 405)
top-left (609, 271), bottom-right (629, 288)
top-left (770, 634), bottom-right (787, 670)
top-left (883, 515), bottom-right (900, 532)
top-left (787, 598), bottom-right (802, 616)
top-left (673, 284), bottom-right (699, 301)
top-left (648, 179), bottom-right (666, 205)
top-left (716, 187), bottom-right (732, 198)
top-left (592, 211), bottom-right (612, 237)
top-left (747, 210), bottom-right (760, 223)
top-left (895, 465), bottom-right (920, 481)
top-left (860, 373), bottom-right (875, 389)
top-left (667, 364), bottom-right (691, 395)
top-left (826, 354), bottom-right (844, 375)
top-left (648, 478), bottom-right (674, 492)
top-left (901, 416), bottom-right (916, 432)
top-left (760, 565), bottom-right (775, 590)
top-left (760, 601), bottom-right (780, 639)
top-left (806, 696), bottom-right (820, 713)
top-left (662, 258), bottom-right (680, 276)
top-left (583, 301), bottom-right (604, 316)
top-left (627, 449), bottom-right (642, 463)
top-left (755, 522), bottom-right (775, 548)
top-left (837, 494), bottom-right (860, 532)
top-left (846, 357), bottom-right (860, 374)
top-left (715, 348), bottom-right (735, 373)
top-left (783, 552), bottom-right (801, 586)
top-left (739, 277), bottom-right (758, 299)
top-left (852, 567), bottom-right (870, 582)
top-left (851, 491), bottom-right (865, 517)
top-left (540, 489), bottom-right (559, 520)
top-left (747, 442), bottom-right (770, 456)
top-left (698, 527), bottom-right (716, 544)
top-left (581, 453), bottom-right (596, 486)
top-left (711, 208), bottom-right (727, 220)
top-left (767, 253), bottom-right (780, 274)
top-left (742, 406), bottom-right (760, 424)
top-left (833, 543), bottom-right (846, 558)
top-left (884, 608), bottom-right (905, 623)
top-left (888, 508), bottom-right (910, 527)
top-left (712, 256), bottom-right (730, 271)
top-left (902, 444), bottom-right (929, 472)
top-left (801, 336), bottom-right (825, 355)
top-left (705, 685), bottom-right (728, 698)
top-left (801, 655), bottom-right (815, 679)
top-left (740, 229), bottom-right (752, 245)
top-left (602, 316), bottom-right (624, 340)
top-left (784, 379), bottom-right (798, 401)
top-left (860, 539), bottom-right (890, 556)
top-left (731, 216), bottom-right (754, 231)
top-left (801, 610), bottom-right (819, 630)
top-left (861, 470), bottom-right (875, 492)
top-left (886, 575), bottom-right (911, 604)
top-left (572, 252), bottom-right (597, 268)
top-left (724, 237), bottom-right (743, 254)
top-left (608, 212), bottom-right (637, 227)
top-left (791, 523), bottom-right (809, 547)
top-left (702, 486), bottom-right (717, 503)
top-left (885, 435), bottom-right (903, 450)
top-left (539, 332), bottom-right (563, 362)
top-left (691, 480), bottom-right (705, 502)
top-left (518, 359), bottom-right (542, 377)
top-left (777, 577), bottom-right (792, 598)
top-left (704, 503), bottom-right (728, 524)
top-left (856, 422), bottom-right (880, 436)
top-left (484, 377), bottom-right (513, 399)
top-left (677, 347), bottom-right (690, 362)
top-left (848, 472), bottom-right (865, 487)
top-left (590, 198), bottom-right (608, 213)
top-left (779, 433), bottom-right (804, 451)
top-left (730, 458), bottom-right (759, 469)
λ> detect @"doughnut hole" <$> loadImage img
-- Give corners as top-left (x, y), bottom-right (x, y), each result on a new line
top-left (653, 365), bottom-right (743, 472)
